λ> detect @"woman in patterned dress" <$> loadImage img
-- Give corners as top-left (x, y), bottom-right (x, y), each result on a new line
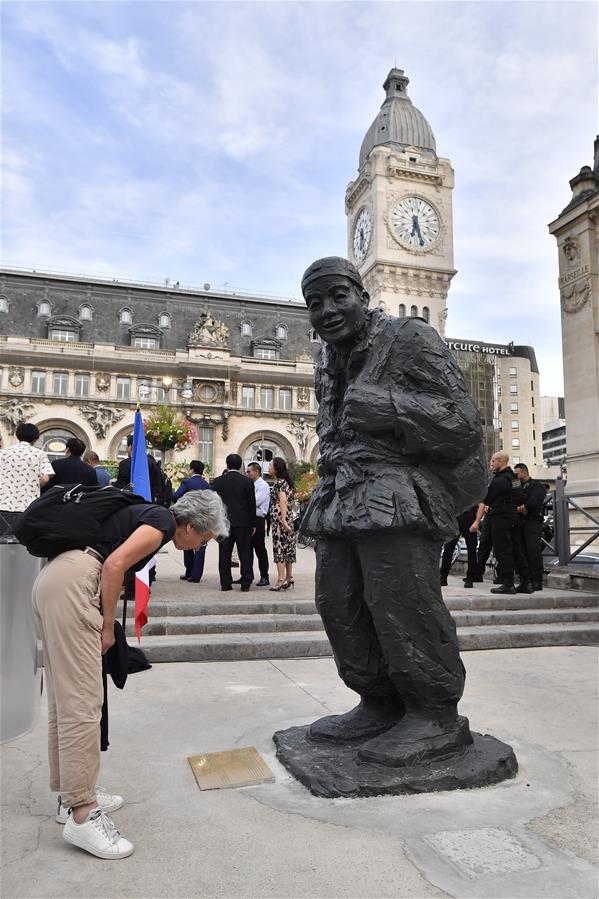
top-left (268, 457), bottom-right (296, 591)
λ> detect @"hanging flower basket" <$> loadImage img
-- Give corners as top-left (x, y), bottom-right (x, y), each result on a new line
top-left (144, 406), bottom-right (194, 452)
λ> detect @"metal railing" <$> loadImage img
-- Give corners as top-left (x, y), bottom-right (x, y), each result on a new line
top-left (545, 478), bottom-right (599, 566)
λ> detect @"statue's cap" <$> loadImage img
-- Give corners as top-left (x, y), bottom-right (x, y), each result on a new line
top-left (301, 256), bottom-right (364, 295)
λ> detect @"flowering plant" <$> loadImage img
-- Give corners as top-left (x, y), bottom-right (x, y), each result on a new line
top-left (144, 406), bottom-right (195, 452)
top-left (294, 469), bottom-right (318, 503)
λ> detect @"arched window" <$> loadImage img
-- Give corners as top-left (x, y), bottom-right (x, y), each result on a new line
top-left (120, 308), bottom-right (132, 325)
top-left (37, 300), bottom-right (51, 316)
top-left (0, 295), bottom-right (8, 313)
top-left (422, 306), bottom-right (430, 323)
top-left (79, 304), bottom-right (93, 321)
top-left (36, 427), bottom-right (78, 462)
top-left (243, 437), bottom-right (289, 469)
top-left (410, 305), bottom-right (418, 317)
top-left (159, 312), bottom-right (171, 328)
top-left (241, 321), bottom-right (253, 337)
top-left (398, 304), bottom-right (406, 318)
top-left (275, 324), bottom-right (288, 340)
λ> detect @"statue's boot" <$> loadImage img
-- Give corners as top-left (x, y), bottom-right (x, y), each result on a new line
top-left (308, 697), bottom-right (404, 744)
top-left (358, 710), bottom-right (473, 767)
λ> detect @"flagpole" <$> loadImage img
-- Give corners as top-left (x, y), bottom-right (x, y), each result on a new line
top-left (122, 405), bottom-right (141, 631)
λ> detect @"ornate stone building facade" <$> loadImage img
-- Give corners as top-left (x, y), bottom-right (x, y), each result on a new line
top-left (548, 137), bottom-right (599, 496)
top-left (346, 69), bottom-right (455, 334)
top-left (0, 270), bottom-right (320, 472)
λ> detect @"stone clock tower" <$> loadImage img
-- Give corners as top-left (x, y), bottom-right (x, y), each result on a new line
top-left (346, 68), bottom-right (456, 335)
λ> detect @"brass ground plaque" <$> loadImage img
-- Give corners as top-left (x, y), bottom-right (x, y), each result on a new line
top-left (188, 746), bottom-right (275, 790)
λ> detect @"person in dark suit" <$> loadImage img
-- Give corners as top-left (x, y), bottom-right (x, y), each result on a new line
top-left (211, 453), bottom-right (256, 592)
top-left (50, 438), bottom-right (97, 487)
top-left (114, 434), bottom-right (163, 503)
top-left (172, 460), bottom-right (211, 582)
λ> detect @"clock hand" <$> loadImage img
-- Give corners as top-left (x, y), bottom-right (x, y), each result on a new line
top-left (411, 215), bottom-right (425, 246)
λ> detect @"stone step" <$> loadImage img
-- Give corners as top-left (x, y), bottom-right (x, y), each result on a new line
top-left (120, 591), bottom-right (598, 619)
top-left (126, 613), bottom-right (325, 637)
top-left (127, 606), bottom-right (599, 638)
top-left (137, 622), bottom-right (599, 663)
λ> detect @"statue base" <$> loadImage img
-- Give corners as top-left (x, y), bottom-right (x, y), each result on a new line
top-left (273, 725), bottom-right (518, 798)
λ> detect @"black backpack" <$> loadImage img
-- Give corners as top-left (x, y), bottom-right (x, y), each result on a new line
top-left (13, 484), bottom-right (149, 558)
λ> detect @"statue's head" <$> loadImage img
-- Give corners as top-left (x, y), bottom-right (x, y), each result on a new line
top-left (301, 256), bottom-right (369, 346)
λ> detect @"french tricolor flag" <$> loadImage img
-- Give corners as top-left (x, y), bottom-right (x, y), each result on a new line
top-left (130, 408), bottom-right (155, 641)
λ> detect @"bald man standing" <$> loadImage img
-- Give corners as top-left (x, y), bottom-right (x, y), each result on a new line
top-left (479, 451), bottom-right (519, 595)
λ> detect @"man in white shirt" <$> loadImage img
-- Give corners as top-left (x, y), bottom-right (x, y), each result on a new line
top-left (246, 462), bottom-right (271, 586)
top-left (0, 422), bottom-right (54, 535)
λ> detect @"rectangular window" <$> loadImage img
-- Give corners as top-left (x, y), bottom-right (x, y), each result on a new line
top-left (53, 372), bottom-right (68, 396)
top-left (49, 329), bottom-right (77, 342)
top-left (510, 385), bottom-right (518, 395)
top-left (74, 373), bottom-right (89, 397)
top-left (133, 337), bottom-right (158, 349)
top-left (510, 403), bottom-right (518, 413)
top-left (532, 430), bottom-right (536, 441)
top-left (532, 413), bottom-right (535, 424)
top-left (260, 387), bottom-right (274, 410)
top-left (509, 366), bottom-right (517, 377)
top-left (116, 377), bottom-right (131, 400)
top-left (511, 420), bottom-right (519, 430)
top-left (255, 347), bottom-right (277, 360)
top-left (512, 438), bottom-right (520, 448)
top-left (156, 386), bottom-right (170, 403)
top-left (531, 380), bottom-right (534, 391)
top-left (198, 427), bottom-right (214, 470)
top-left (31, 370), bottom-right (46, 395)
top-left (279, 388), bottom-right (292, 410)
top-left (241, 386), bottom-right (255, 409)
top-left (497, 385), bottom-right (502, 396)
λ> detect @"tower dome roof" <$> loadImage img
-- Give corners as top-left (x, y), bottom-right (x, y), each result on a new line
top-left (359, 69), bottom-right (436, 169)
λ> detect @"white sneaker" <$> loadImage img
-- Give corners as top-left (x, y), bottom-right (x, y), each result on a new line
top-left (63, 808), bottom-right (134, 859)
top-left (56, 787), bottom-right (124, 824)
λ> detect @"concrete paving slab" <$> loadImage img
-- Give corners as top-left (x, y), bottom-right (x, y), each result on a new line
top-left (1, 648), bottom-right (597, 899)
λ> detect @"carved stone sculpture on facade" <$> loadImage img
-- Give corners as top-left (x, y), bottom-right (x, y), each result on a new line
top-left (287, 417), bottom-right (313, 460)
top-left (188, 311), bottom-right (230, 347)
top-left (79, 404), bottom-right (125, 439)
top-left (296, 387), bottom-right (310, 407)
top-left (273, 256), bottom-right (517, 798)
top-left (8, 367), bottom-right (24, 388)
top-left (95, 373), bottom-right (111, 393)
top-left (561, 279), bottom-right (590, 314)
top-left (0, 399), bottom-right (35, 433)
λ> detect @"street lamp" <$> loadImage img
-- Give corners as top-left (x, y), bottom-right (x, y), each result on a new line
top-left (138, 380), bottom-right (151, 402)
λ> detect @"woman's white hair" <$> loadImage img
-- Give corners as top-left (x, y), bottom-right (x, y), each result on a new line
top-left (171, 489), bottom-right (229, 539)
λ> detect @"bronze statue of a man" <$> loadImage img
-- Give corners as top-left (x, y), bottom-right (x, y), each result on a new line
top-left (299, 257), bottom-right (486, 767)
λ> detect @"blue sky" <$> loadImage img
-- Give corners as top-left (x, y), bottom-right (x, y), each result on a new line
top-left (1, 1), bottom-right (597, 395)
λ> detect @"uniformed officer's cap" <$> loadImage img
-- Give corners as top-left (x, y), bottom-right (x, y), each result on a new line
top-left (301, 256), bottom-right (364, 296)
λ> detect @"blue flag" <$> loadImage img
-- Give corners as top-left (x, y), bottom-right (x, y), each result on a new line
top-left (130, 409), bottom-right (152, 501)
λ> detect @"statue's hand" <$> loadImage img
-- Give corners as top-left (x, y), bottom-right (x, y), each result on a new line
top-left (342, 384), bottom-right (394, 432)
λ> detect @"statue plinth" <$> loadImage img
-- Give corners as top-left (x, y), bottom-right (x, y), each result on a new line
top-left (273, 724), bottom-right (517, 798)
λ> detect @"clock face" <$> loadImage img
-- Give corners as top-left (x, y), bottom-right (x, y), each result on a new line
top-left (392, 197), bottom-right (440, 250)
top-left (353, 208), bottom-right (372, 262)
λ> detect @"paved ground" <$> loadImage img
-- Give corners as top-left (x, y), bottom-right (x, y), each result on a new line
top-left (1, 645), bottom-right (597, 899)
top-left (150, 536), bottom-right (317, 603)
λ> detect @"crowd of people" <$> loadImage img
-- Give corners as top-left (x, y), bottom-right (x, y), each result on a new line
top-left (440, 450), bottom-right (547, 594)
top-left (0, 425), bottom-right (298, 594)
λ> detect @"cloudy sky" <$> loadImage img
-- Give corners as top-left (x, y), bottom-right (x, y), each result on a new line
top-left (1, 1), bottom-right (596, 394)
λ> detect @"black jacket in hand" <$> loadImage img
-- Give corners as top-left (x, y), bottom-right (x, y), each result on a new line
top-left (301, 310), bottom-right (486, 540)
top-left (211, 471), bottom-right (256, 528)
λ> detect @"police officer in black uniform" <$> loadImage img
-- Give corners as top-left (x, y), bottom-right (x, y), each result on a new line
top-left (514, 463), bottom-right (547, 591)
top-left (475, 451), bottom-right (519, 594)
